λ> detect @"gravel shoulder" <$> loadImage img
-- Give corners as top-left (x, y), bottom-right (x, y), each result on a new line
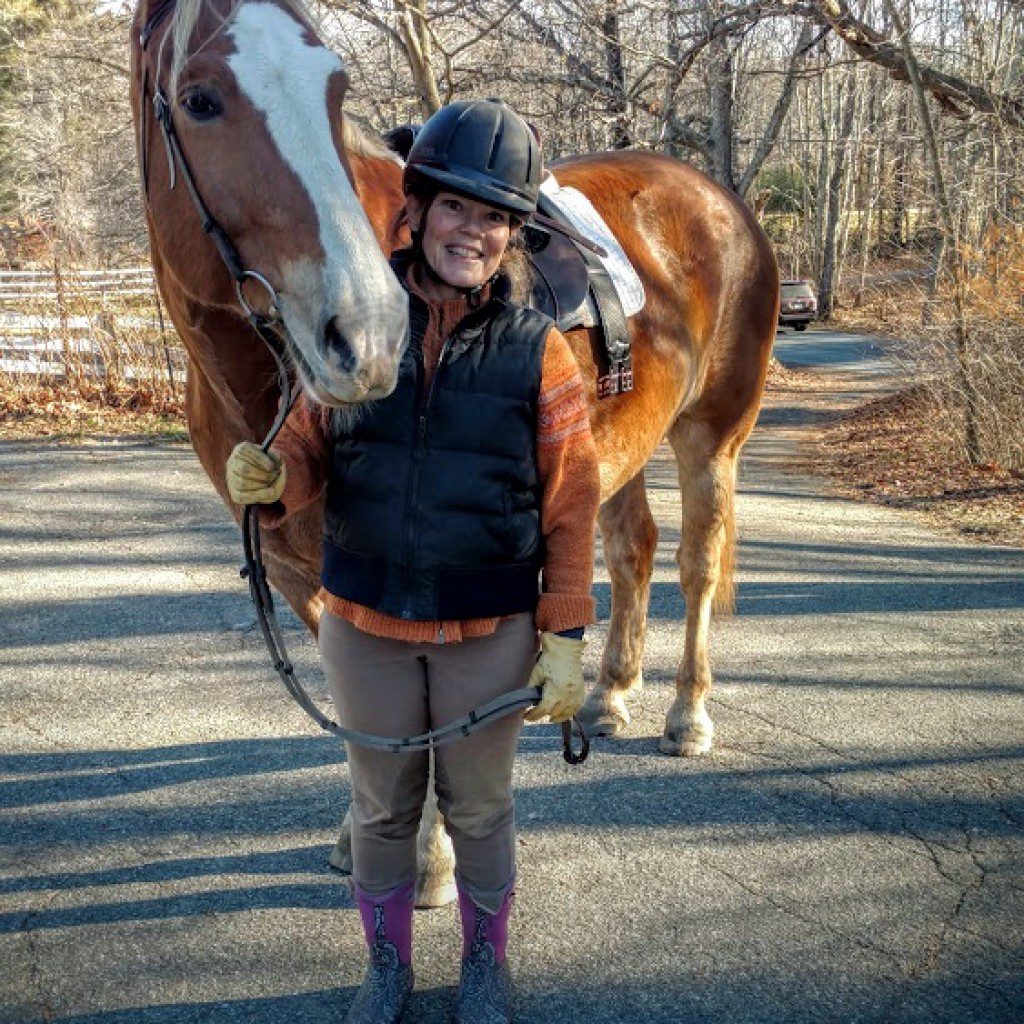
top-left (1, 330), bottom-right (1022, 1024)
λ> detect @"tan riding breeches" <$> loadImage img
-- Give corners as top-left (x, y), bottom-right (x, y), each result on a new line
top-left (319, 609), bottom-right (538, 904)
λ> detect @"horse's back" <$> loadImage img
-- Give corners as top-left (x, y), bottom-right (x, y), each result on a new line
top-left (555, 149), bottom-right (777, 442)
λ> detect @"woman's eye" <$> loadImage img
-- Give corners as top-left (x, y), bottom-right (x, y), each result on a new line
top-left (443, 198), bottom-right (461, 211)
top-left (181, 90), bottom-right (222, 122)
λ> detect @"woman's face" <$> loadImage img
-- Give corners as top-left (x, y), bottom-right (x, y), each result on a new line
top-left (408, 191), bottom-right (513, 291)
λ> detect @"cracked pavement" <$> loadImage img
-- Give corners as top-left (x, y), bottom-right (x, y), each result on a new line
top-left (1, 329), bottom-right (1022, 1023)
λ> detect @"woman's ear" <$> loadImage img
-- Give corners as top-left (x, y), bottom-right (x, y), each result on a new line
top-left (405, 194), bottom-right (423, 232)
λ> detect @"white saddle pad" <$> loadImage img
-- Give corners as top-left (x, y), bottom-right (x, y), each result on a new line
top-left (539, 173), bottom-right (646, 319)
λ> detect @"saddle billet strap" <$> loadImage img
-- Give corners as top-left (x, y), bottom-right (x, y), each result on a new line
top-left (587, 258), bottom-right (634, 399)
top-left (534, 193), bottom-right (633, 398)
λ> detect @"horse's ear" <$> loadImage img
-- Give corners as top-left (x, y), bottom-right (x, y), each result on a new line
top-left (526, 120), bottom-right (543, 150)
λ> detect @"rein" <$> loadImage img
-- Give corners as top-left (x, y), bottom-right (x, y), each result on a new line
top-left (135, 2), bottom-right (589, 764)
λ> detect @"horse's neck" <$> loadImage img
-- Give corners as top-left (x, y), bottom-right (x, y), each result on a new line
top-left (349, 152), bottom-right (406, 249)
top-left (169, 289), bottom-right (283, 440)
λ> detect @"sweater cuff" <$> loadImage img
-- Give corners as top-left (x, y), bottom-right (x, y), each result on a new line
top-left (534, 592), bottom-right (595, 633)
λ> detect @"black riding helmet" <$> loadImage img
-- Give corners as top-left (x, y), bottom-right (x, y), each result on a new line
top-left (403, 99), bottom-right (541, 218)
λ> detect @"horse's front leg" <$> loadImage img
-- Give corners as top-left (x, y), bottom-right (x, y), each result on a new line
top-left (660, 417), bottom-right (738, 756)
top-left (578, 468), bottom-right (657, 736)
top-left (330, 758), bottom-right (456, 908)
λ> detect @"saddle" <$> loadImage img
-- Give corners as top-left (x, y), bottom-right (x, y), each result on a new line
top-left (382, 125), bottom-right (635, 399)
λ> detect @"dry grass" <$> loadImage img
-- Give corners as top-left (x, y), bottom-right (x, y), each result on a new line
top-left (0, 275), bottom-right (188, 440)
top-left (808, 384), bottom-right (1024, 548)
top-left (835, 244), bottom-right (1024, 476)
top-left (0, 378), bottom-right (186, 441)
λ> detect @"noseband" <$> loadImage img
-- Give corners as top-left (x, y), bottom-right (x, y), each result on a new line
top-left (135, 1), bottom-right (588, 763)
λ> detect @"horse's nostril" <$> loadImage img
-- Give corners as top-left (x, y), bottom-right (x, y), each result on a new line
top-left (324, 316), bottom-right (357, 374)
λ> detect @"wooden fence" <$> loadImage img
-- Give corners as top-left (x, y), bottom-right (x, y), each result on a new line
top-left (0, 265), bottom-right (184, 388)
top-left (0, 266), bottom-right (155, 304)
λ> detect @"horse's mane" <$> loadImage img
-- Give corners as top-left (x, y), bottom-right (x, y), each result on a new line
top-left (341, 116), bottom-right (404, 165)
top-left (159, 0), bottom-right (318, 89)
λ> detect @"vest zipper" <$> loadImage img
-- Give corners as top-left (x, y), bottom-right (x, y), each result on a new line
top-left (401, 333), bottom-right (453, 615)
top-left (397, 341), bottom-right (426, 602)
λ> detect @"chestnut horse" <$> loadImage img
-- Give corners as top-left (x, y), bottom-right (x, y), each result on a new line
top-left (130, 0), bottom-right (777, 906)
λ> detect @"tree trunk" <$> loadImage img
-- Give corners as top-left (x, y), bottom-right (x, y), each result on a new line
top-left (395, 0), bottom-right (441, 117)
top-left (707, 31), bottom-right (736, 191)
top-left (737, 21), bottom-right (815, 198)
top-left (602, 0), bottom-right (631, 149)
top-left (879, 0), bottom-right (980, 463)
top-left (818, 75), bottom-right (858, 320)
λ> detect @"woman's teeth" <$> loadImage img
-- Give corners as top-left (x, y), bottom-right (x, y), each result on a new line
top-left (447, 246), bottom-right (481, 259)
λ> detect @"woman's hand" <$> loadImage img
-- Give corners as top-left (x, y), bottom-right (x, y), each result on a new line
top-left (225, 441), bottom-right (286, 505)
top-left (524, 631), bottom-right (586, 724)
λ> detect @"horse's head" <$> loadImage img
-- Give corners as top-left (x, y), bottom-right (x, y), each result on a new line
top-left (132, 0), bottom-right (408, 406)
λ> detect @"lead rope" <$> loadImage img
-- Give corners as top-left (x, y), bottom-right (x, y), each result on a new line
top-left (138, 5), bottom-right (588, 762)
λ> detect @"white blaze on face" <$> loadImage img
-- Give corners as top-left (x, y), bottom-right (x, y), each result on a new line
top-left (227, 3), bottom-right (407, 396)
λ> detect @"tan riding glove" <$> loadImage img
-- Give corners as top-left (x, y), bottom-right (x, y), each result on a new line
top-left (225, 441), bottom-right (286, 506)
top-left (524, 631), bottom-right (586, 724)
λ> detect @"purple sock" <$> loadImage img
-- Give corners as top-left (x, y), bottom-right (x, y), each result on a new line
top-left (456, 876), bottom-right (514, 964)
top-left (354, 881), bottom-right (414, 966)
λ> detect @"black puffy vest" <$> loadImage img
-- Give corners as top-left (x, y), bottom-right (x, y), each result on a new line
top-left (321, 266), bottom-right (552, 621)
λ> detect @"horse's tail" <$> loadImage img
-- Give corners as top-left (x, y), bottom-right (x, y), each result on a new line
top-left (712, 480), bottom-right (737, 615)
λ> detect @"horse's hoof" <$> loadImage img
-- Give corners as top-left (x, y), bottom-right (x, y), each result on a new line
top-left (328, 833), bottom-right (353, 875)
top-left (577, 688), bottom-right (630, 737)
top-left (658, 727), bottom-right (713, 757)
top-left (415, 873), bottom-right (457, 909)
top-left (660, 695), bottom-right (714, 756)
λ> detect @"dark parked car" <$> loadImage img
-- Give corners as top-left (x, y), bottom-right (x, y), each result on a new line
top-left (779, 279), bottom-right (817, 331)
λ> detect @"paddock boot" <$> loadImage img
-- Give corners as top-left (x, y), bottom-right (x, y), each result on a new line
top-left (452, 879), bottom-right (514, 1024)
top-left (346, 882), bottom-right (415, 1024)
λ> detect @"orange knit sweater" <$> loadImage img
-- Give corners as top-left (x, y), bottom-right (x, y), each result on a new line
top-left (264, 271), bottom-right (601, 642)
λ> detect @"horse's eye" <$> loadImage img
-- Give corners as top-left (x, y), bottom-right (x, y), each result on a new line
top-left (181, 89), bottom-right (222, 122)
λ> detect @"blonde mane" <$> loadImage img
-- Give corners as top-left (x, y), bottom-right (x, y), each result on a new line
top-left (155, 0), bottom-right (318, 90)
top-left (341, 116), bottom-right (404, 165)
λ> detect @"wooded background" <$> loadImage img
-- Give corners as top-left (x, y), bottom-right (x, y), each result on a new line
top-left (1, 0), bottom-right (1021, 470)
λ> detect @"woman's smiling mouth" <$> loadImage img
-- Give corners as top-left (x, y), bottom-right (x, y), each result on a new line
top-left (446, 245), bottom-right (483, 261)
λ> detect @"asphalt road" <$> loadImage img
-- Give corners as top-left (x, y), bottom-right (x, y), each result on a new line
top-left (2, 328), bottom-right (1022, 1023)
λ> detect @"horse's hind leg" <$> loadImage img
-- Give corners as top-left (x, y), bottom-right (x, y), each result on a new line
top-left (330, 762), bottom-right (456, 909)
top-left (269, 558), bottom-right (458, 906)
top-left (578, 468), bottom-right (658, 736)
top-left (660, 417), bottom-right (738, 756)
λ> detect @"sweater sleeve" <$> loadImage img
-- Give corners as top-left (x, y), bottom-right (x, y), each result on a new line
top-left (534, 327), bottom-right (601, 633)
top-left (258, 394), bottom-right (331, 528)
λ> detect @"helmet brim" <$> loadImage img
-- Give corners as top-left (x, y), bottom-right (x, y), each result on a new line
top-left (407, 163), bottom-right (537, 217)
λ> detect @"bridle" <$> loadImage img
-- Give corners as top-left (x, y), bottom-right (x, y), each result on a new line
top-left (135, 0), bottom-right (589, 763)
